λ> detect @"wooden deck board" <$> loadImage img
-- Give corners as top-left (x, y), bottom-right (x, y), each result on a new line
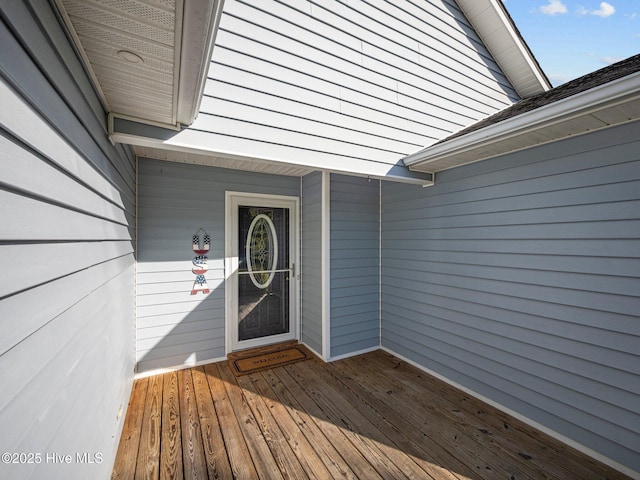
top-left (262, 368), bottom-right (369, 480)
top-left (216, 362), bottom-right (285, 480)
top-left (239, 372), bottom-right (333, 479)
top-left (178, 369), bottom-right (208, 479)
top-left (112, 377), bottom-right (148, 480)
top-left (191, 366), bottom-right (233, 479)
top-left (289, 359), bottom-right (432, 479)
top-left (333, 354), bottom-right (529, 479)
top-left (135, 374), bottom-right (162, 480)
top-left (370, 351), bottom-right (616, 480)
top-left (202, 363), bottom-right (257, 479)
top-left (160, 371), bottom-right (182, 480)
top-left (358, 352), bottom-right (560, 478)
top-left (235, 373), bottom-right (312, 479)
top-left (323, 358), bottom-right (474, 480)
top-left (113, 350), bottom-right (631, 480)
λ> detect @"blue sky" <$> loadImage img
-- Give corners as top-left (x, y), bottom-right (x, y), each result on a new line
top-left (502, 1), bottom-right (640, 86)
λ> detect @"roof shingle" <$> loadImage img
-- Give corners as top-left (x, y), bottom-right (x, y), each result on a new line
top-left (436, 54), bottom-right (640, 145)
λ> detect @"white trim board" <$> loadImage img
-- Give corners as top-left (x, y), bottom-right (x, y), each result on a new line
top-left (134, 355), bottom-right (227, 380)
top-left (321, 171), bottom-right (331, 361)
top-left (301, 341), bottom-right (323, 362)
top-left (327, 345), bottom-right (379, 363)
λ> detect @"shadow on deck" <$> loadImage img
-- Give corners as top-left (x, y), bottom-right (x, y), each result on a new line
top-left (111, 349), bottom-right (629, 479)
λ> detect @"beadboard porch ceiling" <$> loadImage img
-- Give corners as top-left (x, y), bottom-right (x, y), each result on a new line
top-left (54, 0), bottom-right (224, 129)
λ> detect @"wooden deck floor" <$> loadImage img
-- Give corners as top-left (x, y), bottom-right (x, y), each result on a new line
top-left (112, 349), bottom-right (629, 479)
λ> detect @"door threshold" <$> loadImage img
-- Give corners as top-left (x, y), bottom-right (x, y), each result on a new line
top-left (228, 339), bottom-right (300, 357)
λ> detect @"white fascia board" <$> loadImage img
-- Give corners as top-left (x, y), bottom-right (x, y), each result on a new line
top-left (404, 71), bottom-right (640, 169)
top-left (457, 0), bottom-right (550, 97)
top-left (176, 0), bottom-right (226, 126)
top-left (110, 118), bottom-right (433, 185)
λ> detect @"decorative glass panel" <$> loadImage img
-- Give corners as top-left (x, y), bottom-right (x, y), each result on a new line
top-left (246, 213), bottom-right (278, 288)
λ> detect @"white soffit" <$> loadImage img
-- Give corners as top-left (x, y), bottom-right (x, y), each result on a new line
top-left (404, 72), bottom-right (640, 173)
top-left (55, 0), bottom-right (224, 128)
top-left (456, 0), bottom-right (550, 98)
top-left (134, 145), bottom-right (315, 177)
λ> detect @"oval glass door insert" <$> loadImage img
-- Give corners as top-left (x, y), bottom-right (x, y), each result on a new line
top-left (245, 213), bottom-right (278, 288)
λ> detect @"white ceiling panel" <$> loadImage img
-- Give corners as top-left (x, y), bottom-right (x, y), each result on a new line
top-left (55, 0), bottom-right (224, 128)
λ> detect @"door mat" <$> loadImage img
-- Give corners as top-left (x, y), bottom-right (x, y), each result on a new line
top-left (228, 342), bottom-right (311, 376)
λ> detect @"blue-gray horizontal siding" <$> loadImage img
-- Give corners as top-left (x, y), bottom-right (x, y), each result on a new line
top-left (0, 1), bottom-right (136, 479)
top-left (136, 159), bottom-right (300, 373)
top-left (301, 172), bottom-right (324, 355)
top-left (194, 0), bottom-right (518, 170)
top-left (330, 174), bottom-right (380, 358)
top-left (381, 121), bottom-right (640, 474)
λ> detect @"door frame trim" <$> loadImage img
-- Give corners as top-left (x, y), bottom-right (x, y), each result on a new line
top-left (225, 191), bottom-right (300, 354)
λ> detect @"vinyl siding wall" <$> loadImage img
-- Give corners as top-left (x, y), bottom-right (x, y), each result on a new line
top-left (192, 0), bottom-right (518, 175)
top-left (330, 174), bottom-right (380, 358)
top-left (381, 121), bottom-right (640, 474)
top-left (0, 2), bottom-right (136, 479)
top-left (301, 172), bottom-right (324, 355)
top-left (136, 159), bottom-right (300, 374)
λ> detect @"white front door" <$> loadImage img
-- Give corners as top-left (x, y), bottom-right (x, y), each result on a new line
top-left (226, 192), bottom-right (299, 352)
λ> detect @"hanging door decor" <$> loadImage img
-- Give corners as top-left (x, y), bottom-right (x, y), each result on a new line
top-left (191, 229), bottom-right (211, 295)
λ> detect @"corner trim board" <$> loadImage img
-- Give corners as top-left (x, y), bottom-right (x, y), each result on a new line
top-left (321, 171), bottom-right (331, 361)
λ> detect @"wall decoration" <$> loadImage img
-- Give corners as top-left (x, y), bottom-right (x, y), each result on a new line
top-left (192, 231), bottom-right (211, 254)
top-left (191, 229), bottom-right (211, 295)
